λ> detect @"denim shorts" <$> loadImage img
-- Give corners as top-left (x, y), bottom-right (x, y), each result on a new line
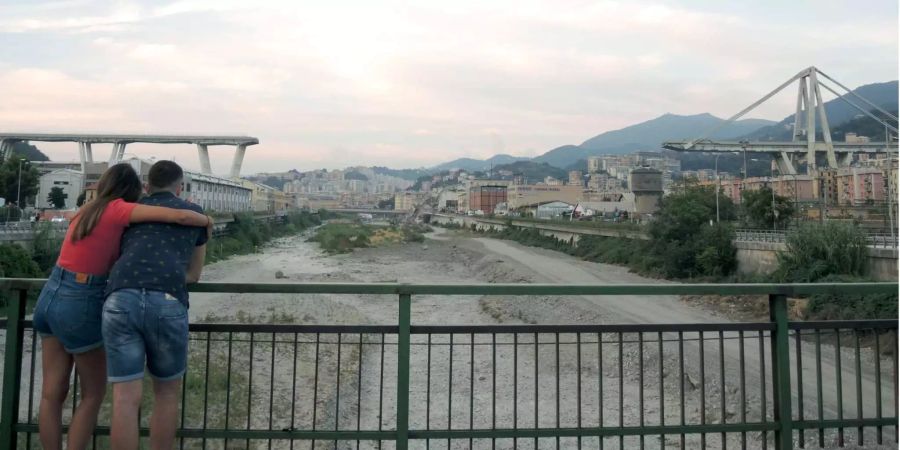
top-left (102, 288), bottom-right (189, 383)
top-left (32, 266), bottom-right (108, 354)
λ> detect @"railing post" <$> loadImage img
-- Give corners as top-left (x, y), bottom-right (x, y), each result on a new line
top-left (0, 288), bottom-right (27, 448)
top-left (769, 294), bottom-right (793, 450)
top-left (396, 293), bottom-right (411, 450)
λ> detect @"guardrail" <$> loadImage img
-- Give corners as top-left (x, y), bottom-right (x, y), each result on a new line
top-left (0, 281), bottom-right (897, 449)
top-left (735, 229), bottom-right (898, 249)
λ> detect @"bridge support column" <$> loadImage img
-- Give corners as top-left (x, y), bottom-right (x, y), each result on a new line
top-left (197, 144), bottom-right (212, 174)
top-left (230, 144), bottom-right (246, 178)
top-left (0, 140), bottom-right (9, 161)
top-left (84, 142), bottom-right (93, 162)
top-left (776, 152), bottom-right (797, 175)
top-left (78, 142), bottom-right (87, 172)
top-left (837, 152), bottom-right (853, 167)
top-left (108, 143), bottom-right (127, 165)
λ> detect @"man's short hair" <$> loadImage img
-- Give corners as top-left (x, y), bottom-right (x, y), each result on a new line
top-left (148, 160), bottom-right (184, 190)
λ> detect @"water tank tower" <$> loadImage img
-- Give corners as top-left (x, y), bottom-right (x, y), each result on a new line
top-left (628, 167), bottom-right (663, 215)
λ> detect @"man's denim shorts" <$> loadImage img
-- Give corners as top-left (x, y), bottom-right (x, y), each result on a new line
top-left (102, 288), bottom-right (189, 383)
top-left (32, 266), bottom-right (108, 354)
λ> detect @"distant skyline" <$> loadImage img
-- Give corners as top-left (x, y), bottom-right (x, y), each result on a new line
top-left (1, 0), bottom-right (897, 173)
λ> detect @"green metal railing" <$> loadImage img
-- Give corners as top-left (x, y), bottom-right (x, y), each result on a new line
top-left (0, 280), bottom-right (897, 449)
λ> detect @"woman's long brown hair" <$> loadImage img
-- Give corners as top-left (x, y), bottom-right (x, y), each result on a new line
top-left (70, 163), bottom-right (142, 242)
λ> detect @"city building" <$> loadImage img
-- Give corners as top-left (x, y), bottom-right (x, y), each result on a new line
top-left (845, 132), bottom-right (871, 144)
top-left (568, 170), bottom-right (583, 186)
top-left (533, 201), bottom-right (575, 219)
top-left (506, 184), bottom-right (586, 209)
top-left (575, 193), bottom-right (636, 217)
top-left (836, 167), bottom-right (885, 205)
top-left (394, 192), bottom-right (424, 212)
top-left (32, 161), bottom-right (82, 176)
top-left (467, 180), bottom-right (510, 214)
top-left (587, 157), bottom-right (602, 174)
top-left (185, 172), bottom-right (252, 212)
top-left (36, 169), bottom-right (83, 209)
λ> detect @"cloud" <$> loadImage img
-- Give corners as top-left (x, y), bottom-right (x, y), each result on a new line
top-left (0, 0), bottom-right (896, 171)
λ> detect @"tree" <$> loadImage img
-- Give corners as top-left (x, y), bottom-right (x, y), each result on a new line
top-left (741, 187), bottom-right (793, 229)
top-left (48, 187), bottom-right (67, 209)
top-left (647, 185), bottom-right (737, 278)
top-left (0, 156), bottom-right (39, 206)
top-left (76, 191), bottom-right (87, 207)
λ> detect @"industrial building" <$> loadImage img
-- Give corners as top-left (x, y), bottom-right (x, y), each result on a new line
top-left (36, 169), bottom-right (83, 209)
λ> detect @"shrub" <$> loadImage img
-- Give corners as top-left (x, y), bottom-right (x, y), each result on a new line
top-left (805, 275), bottom-right (898, 320)
top-left (775, 222), bottom-right (869, 282)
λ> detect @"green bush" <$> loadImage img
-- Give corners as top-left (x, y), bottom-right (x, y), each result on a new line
top-left (0, 243), bottom-right (43, 308)
top-left (775, 222), bottom-right (869, 282)
top-left (805, 275), bottom-right (898, 320)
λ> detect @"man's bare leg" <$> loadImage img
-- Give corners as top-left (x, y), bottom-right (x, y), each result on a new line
top-left (110, 379), bottom-right (143, 450)
top-left (150, 377), bottom-right (182, 450)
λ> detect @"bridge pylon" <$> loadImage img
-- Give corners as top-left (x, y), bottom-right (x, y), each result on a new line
top-left (664, 67), bottom-right (898, 175)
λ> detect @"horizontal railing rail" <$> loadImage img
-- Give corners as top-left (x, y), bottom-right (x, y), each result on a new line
top-left (0, 280), bottom-right (896, 449)
top-left (735, 228), bottom-right (899, 248)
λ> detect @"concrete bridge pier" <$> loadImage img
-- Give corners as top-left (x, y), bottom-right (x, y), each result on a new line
top-left (0, 139), bottom-right (10, 160)
top-left (197, 144), bottom-right (212, 174)
top-left (230, 144), bottom-right (247, 178)
top-left (108, 142), bottom-right (127, 165)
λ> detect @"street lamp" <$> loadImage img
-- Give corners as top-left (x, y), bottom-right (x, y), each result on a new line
top-left (715, 154), bottom-right (721, 223)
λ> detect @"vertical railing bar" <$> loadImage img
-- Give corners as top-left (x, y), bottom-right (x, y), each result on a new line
top-left (534, 332), bottom-right (539, 450)
top-left (268, 332), bottom-right (276, 450)
top-left (814, 329), bottom-right (823, 447)
top-left (700, 331), bottom-right (706, 449)
top-left (202, 331), bottom-right (212, 450)
top-left (312, 332), bottom-right (321, 448)
top-left (356, 333), bottom-right (363, 450)
top-left (719, 330), bottom-right (726, 450)
top-left (556, 332), bottom-right (561, 450)
top-left (618, 332), bottom-right (623, 450)
top-left (290, 332), bottom-right (298, 450)
top-left (26, 327), bottom-right (37, 448)
top-left (0, 288), bottom-right (27, 450)
top-left (72, 368), bottom-right (79, 418)
top-left (396, 293), bottom-right (411, 450)
top-left (658, 331), bottom-right (664, 447)
top-left (426, 334), bottom-right (431, 450)
top-left (835, 329), bottom-right (844, 446)
top-left (377, 333), bottom-right (385, 450)
top-left (794, 329), bottom-right (804, 448)
top-left (448, 332), bottom-right (454, 449)
top-left (335, 332), bottom-right (343, 449)
top-left (758, 330), bottom-right (768, 450)
top-left (638, 332), bottom-right (644, 450)
top-left (679, 331), bottom-right (685, 450)
top-left (599, 332), bottom-right (604, 450)
top-left (893, 328), bottom-right (898, 444)
top-left (224, 331), bottom-right (233, 449)
top-left (769, 294), bottom-right (792, 450)
top-left (513, 333), bottom-right (518, 450)
top-left (491, 333), bottom-right (496, 450)
top-left (874, 328), bottom-right (883, 445)
top-left (469, 332), bottom-right (475, 450)
top-left (739, 330), bottom-right (747, 450)
top-left (247, 331), bottom-right (254, 449)
top-left (577, 333), bottom-right (583, 450)
top-left (854, 329), bottom-right (863, 446)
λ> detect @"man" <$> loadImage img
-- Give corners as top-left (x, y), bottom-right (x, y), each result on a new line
top-left (102, 160), bottom-right (210, 450)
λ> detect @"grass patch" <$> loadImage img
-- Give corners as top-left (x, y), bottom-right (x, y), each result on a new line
top-left (310, 222), bottom-right (431, 253)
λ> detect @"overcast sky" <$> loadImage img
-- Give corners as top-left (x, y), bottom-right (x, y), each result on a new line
top-left (1, 0), bottom-right (897, 174)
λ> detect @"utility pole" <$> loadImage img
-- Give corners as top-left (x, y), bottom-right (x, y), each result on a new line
top-left (715, 154), bottom-right (721, 223)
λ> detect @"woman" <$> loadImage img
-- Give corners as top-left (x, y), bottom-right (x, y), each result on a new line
top-left (31, 163), bottom-right (212, 450)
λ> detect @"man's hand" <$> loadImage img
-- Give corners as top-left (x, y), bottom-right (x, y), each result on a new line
top-left (205, 216), bottom-right (214, 240)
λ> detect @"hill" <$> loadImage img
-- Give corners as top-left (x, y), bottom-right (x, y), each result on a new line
top-left (12, 142), bottom-right (49, 161)
top-left (744, 81), bottom-right (898, 141)
top-left (493, 160), bottom-right (567, 184)
top-left (531, 114), bottom-right (775, 168)
top-left (429, 154), bottom-right (528, 172)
